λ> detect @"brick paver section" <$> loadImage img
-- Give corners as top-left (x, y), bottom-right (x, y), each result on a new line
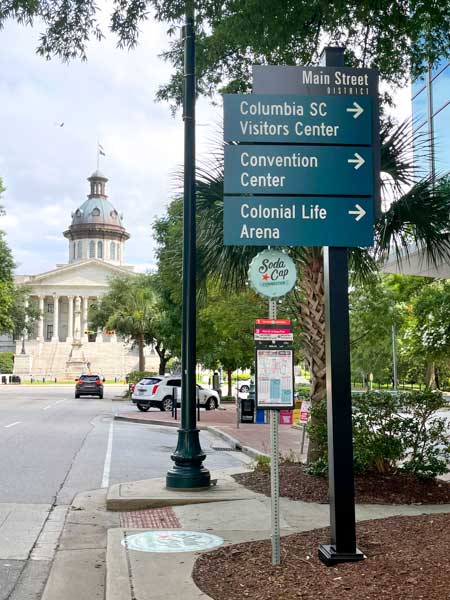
top-left (116, 403), bottom-right (307, 461)
top-left (120, 507), bottom-right (181, 529)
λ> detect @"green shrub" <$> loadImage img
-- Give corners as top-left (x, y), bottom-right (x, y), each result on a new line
top-left (0, 352), bottom-right (14, 374)
top-left (255, 454), bottom-right (271, 472)
top-left (307, 390), bottom-right (450, 479)
top-left (126, 370), bottom-right (157, 384)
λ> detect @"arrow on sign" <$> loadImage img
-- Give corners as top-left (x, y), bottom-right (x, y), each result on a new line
top-left (348, 204), bottom-right (366, 222)
top-left (346, 101), bottom-right (364, 119)
top-left (347, 152), bottom-right (365, 170)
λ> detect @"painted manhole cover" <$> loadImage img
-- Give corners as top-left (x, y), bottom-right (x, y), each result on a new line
top-left (122, 530), bottom-right (224, 553)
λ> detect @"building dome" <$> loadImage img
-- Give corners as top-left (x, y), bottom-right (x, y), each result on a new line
top-left (70, 197), bottom-right (124, 228)
top-left (64, 170), bottom-right (129, 265)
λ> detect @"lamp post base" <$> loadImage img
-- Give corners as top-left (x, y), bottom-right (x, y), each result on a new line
top-left (166, 428), bottom-right (211, 490)
top-left (318, 544), bottom-right (365, 566)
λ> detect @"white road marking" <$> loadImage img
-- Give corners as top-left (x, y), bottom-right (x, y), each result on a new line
top-left (101, 422), bottom-right (114, 488)
top-left (43, 405), bottom-right (52, 410)
top-left (55, 400), bottom-right (65, 404)
top-left (4, 421), bottom-right (21, 428)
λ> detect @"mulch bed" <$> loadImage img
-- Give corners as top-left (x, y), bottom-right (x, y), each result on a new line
top-left (193, 513), bottom-right (450, 599)
top-left (233, 463), bottom-right (450, 504)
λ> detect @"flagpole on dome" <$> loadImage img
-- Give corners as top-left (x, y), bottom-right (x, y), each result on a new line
top-left (97, 142), bottom-right (106, 170)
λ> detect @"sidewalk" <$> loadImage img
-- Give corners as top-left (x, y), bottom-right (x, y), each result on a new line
top-left (39, 400), bottom-right (450, 600)
top-left (114, 402), bottom-right (307, 461)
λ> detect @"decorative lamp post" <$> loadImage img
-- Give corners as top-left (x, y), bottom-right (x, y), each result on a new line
top-left (166, 3), bottom-right (210, 489)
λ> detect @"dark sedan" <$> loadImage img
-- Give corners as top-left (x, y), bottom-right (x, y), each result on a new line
top-left (75, 374), bottom-right (104, 398)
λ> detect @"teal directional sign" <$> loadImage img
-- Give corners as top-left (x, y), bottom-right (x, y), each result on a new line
top-left (224, 145), bottom-right (373, 196)
top-left (224, 197), bottom-right (374, 247)
top-left (222, 64), bottom-right (379, 247)
top-left (224, 95), bottom-right (372, 145)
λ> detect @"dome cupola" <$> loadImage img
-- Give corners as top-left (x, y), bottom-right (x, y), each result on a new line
top-left (64, 170), bottom-right (130, 265)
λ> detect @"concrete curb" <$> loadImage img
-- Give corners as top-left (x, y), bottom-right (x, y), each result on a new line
top-left (205, 425), bottom-right (270, 460)
top-left (113, 414), bottom-right (269, 460)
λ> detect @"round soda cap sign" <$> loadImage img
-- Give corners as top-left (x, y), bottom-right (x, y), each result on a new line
top-left (248, 249), bottom-right (297, 298)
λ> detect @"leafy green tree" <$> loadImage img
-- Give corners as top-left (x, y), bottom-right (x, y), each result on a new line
top-left (197, 287), bottom-right (264, 396)
top-left (350, 278), bottom-right (403, 386)
top-left (408, 281), bottom-right (450, 389)
top-left (2, 2), bottom-right (450, 106)
top-left (90, 274), bottom-right (156, 372)
top-left (0, 179), bottom-right (17, 335)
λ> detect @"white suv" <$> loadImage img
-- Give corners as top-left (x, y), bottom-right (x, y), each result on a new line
top-left (131, 375), bottom-right (221, 412)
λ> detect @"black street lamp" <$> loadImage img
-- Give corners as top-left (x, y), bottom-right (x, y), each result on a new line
top-left (166, 4), bottom-right (210, 489)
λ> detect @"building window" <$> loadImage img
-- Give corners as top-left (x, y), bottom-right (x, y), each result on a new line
top-left (89, 240), bottom-right (95, 258)
top-left (72, 242), bottom-right (76, 260)
top-left (46, 324), bottom-right (53, 340)
top-left (77, 241), bottom-right (82, 259)
top-left (110, 241), bottom-right (116, 260)
top-left (97, 241), bottom-right (103, 259)
top-left (92, 207), bottom-right (100, 217)
top-left (46, 303), bottom-right (54, 313)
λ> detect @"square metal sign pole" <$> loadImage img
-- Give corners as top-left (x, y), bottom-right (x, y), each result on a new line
top-left (318, 47), bottom-right (364, 566)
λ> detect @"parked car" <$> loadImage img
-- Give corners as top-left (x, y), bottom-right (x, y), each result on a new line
top-left (237, 380), bottom-right (252, 393)
top-left (75, 374), bottom-right (104, 398)
top-left (131, 375), bottom-right (220, 412)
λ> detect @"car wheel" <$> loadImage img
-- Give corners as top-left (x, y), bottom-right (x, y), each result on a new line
top-left (206, 397), bottom-right (216, 410)
top-left (98, 394), bottom-right (104, 399)
top-left (75, 393), bottom-right (80, 398)
top-left (240, 384), bottom-right (250, 393)
top-left (161, 396), bottom-right (173, 412)
top-left (136, 403), bottom-right (150, 412)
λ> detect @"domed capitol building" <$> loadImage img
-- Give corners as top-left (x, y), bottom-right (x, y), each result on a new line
top-left (12, 170), bottom-right (159, 379)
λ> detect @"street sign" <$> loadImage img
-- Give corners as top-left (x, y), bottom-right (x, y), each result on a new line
top-left (224, 145), bottom-right (373, 196)
top-left (224, 196), bottom-right (374, 247)
top-left (248, 249), bottom-right (297, 298)
top-left (254, 318), bottom-right (293, 342)
top-left (252, 65), bottom-right (377, 97)
top-left (224, 94), bottom-right (372, 145)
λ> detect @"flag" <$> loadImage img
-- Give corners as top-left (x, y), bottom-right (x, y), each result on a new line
top-left (98, 143), bottom-right (106, 156)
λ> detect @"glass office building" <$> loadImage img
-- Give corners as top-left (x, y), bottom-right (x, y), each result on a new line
top-left (384, 59), bottom-right (450, 277)
top-left (412, 58), bottom-right (450, 178)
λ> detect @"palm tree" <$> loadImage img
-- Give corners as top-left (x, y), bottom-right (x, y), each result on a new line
top-left (194, 118), bottom-right (450, 461)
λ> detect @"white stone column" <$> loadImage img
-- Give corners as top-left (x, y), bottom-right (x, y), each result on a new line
top-left (24, 297), bottom-right (29, 340)
top-left (74, 297), bottom-right (82, 342)
top-left (67, 296), bottom-right (74, 342)
top-left (52, 295), bottom-right (59, 342)
top-left (38, 296), bottom-right (45, 341)
top-left (96, 327), bottom-right (104, 343)
top-left (82, 297), bottom-right (89, 342)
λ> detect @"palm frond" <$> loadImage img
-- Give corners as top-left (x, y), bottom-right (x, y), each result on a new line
top-left (376, 175), bottom-right (450, 269)
top-left (380, 117), bottom-right (429, 196)
top-left (348, 247), bottom-right (378, 285)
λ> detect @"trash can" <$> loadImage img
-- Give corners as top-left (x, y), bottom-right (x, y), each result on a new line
top-left (240, 395), bottom-right (255, 423)
top-left (255, 409), bottom-right (265, 424)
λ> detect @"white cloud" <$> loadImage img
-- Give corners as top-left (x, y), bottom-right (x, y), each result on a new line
top-left (0, 12), bottom-right (218, 275)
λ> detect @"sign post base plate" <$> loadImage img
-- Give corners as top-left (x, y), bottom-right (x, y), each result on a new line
top-left (318, 544), bottom-right (365, 566)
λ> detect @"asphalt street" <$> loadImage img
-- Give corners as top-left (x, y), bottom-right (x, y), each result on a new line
top-left (0, 384), bottom-right (245, 600)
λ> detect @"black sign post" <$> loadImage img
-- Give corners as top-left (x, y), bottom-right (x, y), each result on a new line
top-left (317, 47), bottom-right (364, 565)
top-left (251, 46), bottom-right (375, 564)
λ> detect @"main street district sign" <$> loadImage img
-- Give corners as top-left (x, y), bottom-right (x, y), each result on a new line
top-left (223, 65), bottom-right (379, 248)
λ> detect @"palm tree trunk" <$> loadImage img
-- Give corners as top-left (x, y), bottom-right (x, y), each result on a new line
top-left (138, 334), bottom-right (145, 371)
top-left (294, 249), bottom-right (327, 462)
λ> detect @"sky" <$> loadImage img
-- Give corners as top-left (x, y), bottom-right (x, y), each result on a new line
top-left (0, 9), bottom-right (411, 276)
